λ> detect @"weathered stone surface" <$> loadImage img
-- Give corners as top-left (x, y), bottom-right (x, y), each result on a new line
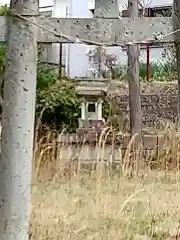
top-left (0, 16), bottom-right (175, 43)
top-left (94, 0), bottom-right (119, 18)
top-left (58, 131), bottom-right (178, 148)
top-left (34, 17), bottom-right (176, 44)
top-left (38, 17), bottom-right (116, 43)
top-left (110, 81), bottom-right (178, 130)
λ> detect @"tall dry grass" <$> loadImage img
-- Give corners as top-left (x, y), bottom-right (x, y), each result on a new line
top-left (30, 122), bottom-right (180, 239)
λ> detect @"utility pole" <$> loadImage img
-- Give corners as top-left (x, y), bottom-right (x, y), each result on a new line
top-left (0, 0), bottom-right (38, 239)
top-left (173, 0), bottom-right (180, 127)
top-left (128, 0), bottom-right (142, 136)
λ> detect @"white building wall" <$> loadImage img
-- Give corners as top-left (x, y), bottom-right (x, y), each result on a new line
top-left (48, 0), bottom-right (69, 69)
top-left (106, 47), bottom-right (166, 66)
top-left (88, 0), bottom-right (173, 9)
top-left (68, 0), bottom-right (91, 77)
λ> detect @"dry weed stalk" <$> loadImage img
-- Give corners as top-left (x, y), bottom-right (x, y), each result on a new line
top-left (33, 121), bottom-right (180, 182)
top-left (30, 123), bottom-right (180, 240)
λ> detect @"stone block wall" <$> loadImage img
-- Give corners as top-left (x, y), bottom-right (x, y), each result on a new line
top-left (108, 81), bottom-right (178, 130)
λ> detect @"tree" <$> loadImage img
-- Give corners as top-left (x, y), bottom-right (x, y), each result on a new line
top-left (0, 0), bottom-right (38, 239)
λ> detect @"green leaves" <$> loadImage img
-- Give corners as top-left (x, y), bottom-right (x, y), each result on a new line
top-left (37, 68), bottom-right (57, 90)
top-left (36, 74), bottom-right (80, 132)
top-left (0, 5), bottom-right (9, 16)
top-left (0, 3), bottom-right (81, 132)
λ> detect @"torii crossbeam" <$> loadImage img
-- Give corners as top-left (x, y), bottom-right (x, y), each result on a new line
top-left (0, 0), bottom-right (175, 45)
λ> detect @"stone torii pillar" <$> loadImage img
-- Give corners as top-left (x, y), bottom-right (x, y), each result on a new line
top-left (94, 0), bottom-right (119, 17)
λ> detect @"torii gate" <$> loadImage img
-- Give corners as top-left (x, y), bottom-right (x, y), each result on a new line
top-left (0, 0), bottom-right (174, 132)
top-left (0, 1), bottom-right (173, 44)
top-left (0, 0), bottom-right (178, 238)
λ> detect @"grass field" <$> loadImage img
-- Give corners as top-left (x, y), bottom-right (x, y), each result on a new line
top-left (29, 132), bottom-right (180, 239)
top-left (30, 170), bottom-right (180, 240)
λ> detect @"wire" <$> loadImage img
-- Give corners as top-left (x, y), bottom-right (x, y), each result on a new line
top-left (13, 13), bottom-right (104, 46)
top-left (12, 12), bottom-right (180, 47)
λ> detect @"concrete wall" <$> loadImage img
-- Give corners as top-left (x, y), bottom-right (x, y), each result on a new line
top-left (59, 144), bottom-right (119, 162)
top-left (57, 132), bottom-right (178, 163)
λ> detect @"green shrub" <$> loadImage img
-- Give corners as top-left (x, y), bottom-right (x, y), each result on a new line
top-left (139, 61), bottom-right (176, 80)
top-left (36, 75), bottom-right (80, 132)
top-left (0, 4), bottom-right (8, 16)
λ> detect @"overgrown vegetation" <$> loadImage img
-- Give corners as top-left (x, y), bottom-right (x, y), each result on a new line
top-left (36, 70), bottom-right (80, 132)
top-left (139, 60), bottom-right (176, 81)
top-left (0, 4), bottom-right (8, 16)
top-left (0, 42), bottom-right (81, 132)
top-left (30, 123), bottom-right (180, 239)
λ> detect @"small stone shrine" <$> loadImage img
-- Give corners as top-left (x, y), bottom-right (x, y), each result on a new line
top-left (75, 78), bottom-right (109, 134)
